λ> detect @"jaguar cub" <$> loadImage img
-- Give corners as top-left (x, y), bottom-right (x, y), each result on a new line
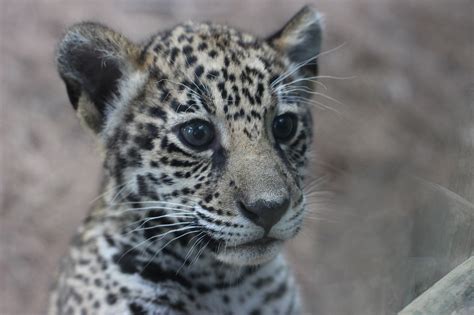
top-left (49, 6), bottom-right (322, 315)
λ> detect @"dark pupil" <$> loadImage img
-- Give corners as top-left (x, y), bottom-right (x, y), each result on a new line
top-left (273, 115), bottom-right (295, 140)
top-left (182, 122), bottom-right (212, 147)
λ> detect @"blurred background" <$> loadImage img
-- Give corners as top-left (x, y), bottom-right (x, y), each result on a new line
top-left (1, 0), bottom-right (473, 314)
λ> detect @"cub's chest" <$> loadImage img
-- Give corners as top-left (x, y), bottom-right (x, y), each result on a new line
top-left (195, 282), bottom-right (298, 315)
top-left (176, 260), bottom-right (299, 315)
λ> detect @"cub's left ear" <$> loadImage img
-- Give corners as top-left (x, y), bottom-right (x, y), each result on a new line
top-left (268, 5), bottom-right (323, 77)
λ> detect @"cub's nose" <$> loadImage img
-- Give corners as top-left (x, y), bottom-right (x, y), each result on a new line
top-left (238, 198), bottom-right (290, 233)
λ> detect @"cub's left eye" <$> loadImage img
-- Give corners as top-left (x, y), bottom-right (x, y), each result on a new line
top-left (272, 113), bottom-right (298, 142)
top-left (179, 119), bottom-right (215, 149)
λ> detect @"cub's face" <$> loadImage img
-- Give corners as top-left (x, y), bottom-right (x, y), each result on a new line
top-left (57, 6), bottom-right (322, 265)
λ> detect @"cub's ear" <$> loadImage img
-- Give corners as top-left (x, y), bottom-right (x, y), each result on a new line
top-left (268, 5), bottom-right (323, 77)
top-left (56, 22), bottom-right (141, 133)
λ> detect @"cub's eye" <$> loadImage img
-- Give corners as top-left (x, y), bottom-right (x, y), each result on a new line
top-left (179, 119), bottom-right (215, 149)
top-left (272, 113), bottom-right (298, 142)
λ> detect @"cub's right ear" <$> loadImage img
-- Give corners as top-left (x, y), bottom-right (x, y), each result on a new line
top-left (56, 22), bottom-right (141, 133)
top-left (268, 6), bottom-right (323, 78)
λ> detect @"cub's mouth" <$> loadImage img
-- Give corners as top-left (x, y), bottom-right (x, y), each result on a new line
top-left (211, 236), bottom-right (285, 266)
top-left (233, 237), bottom-right (281, 249)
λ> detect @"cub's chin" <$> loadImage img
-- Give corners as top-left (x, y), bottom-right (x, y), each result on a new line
top-left (215, 238), bottom-right (284, 266)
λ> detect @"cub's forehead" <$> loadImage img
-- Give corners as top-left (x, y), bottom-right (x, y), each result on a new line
top-left (145, 22), bottom-right (286, 70)
top-left (139, 23), bottom-right (289, 111)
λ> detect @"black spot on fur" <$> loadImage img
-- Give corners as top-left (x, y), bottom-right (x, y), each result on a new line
top-left (186, 55), bottom-right (197, 66)
top-left (129, 303), bottom-right (147, 315)
top-left (113, 247), bottom-right (139, 274)
top-left (211, 147), bottom-right (227, 172)
top-left (148, 106), bottom-right (167, 121)
top-left (141, 262), bottom-right (192, 288)
top-left (206, 70), bottom-right (220, 80)
top-left (194, 65), bottom-right (204, 78)
top-left (208, 50), bottom-right (218, 58)
top-left (170, 47), bottom-right (180, 64)
top-left (134, 135), bottom-right (154, 151)
top-left (106, 293), bottom-right (117, 305)
top-left (182, 45), bottom-right (193, 55)
top-left (197, 42), bottom-right (208, 51)
top-left (263, 281), bottom-right (287, 303)
top-left (196, 283), bottom-right (211, 294)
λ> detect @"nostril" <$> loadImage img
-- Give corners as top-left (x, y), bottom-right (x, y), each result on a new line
top-left (237, 201), bottom-right (260, 223)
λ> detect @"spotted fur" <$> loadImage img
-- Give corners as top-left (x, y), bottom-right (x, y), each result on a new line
top-left (49, 6), bottom-right (323, 315)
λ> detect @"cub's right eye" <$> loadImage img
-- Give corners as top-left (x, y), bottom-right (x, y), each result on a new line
top-left (179, 119), bottom-right (215, 150)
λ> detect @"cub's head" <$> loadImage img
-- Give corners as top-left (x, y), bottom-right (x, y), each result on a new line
top-left (57, 6), bottom-right (322, 266)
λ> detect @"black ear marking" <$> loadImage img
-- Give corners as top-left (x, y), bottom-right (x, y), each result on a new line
top-left (268, 5), bottom-right (323, 76)
top-left (66, 46), bottom-right (123, 116)
top-left (62, 76), bottom-right (81, 110)
top-left (56, 22), bottom-right (139, 132)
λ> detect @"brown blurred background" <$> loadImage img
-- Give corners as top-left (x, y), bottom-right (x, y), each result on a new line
top-left (1, 0), bottom-right (473, 314)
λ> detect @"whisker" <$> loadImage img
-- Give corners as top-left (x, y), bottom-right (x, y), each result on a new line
top-left (190, 238), bottom-right (211, 267)
top-left (113, 201), bottom-right (196, 209)
top-left (116, 226), bottom-right (199, 263)
top-left (276, 74), bottom-right (355, 92)
top-left (305, 191), bottom-right (335, 200)
top-left (282, 96), bottom-right (343, 114)
top-left (271, 43), bottom-right (347, 88)
top-left (280, 88), bottom-right (346, 107)
top-left (124, 212), bottom-right (193, 229)
top-left (303, 180), bottom-right (329, 193)
top-left (110, 180), bottom-right (136, 205)
top-left (115, 206), bottom-right (194, 214)
top-left (184, 234), bottom-right (207, 268)
top-left (154, 44), bottom-right (211, 99)
top-left (176, 232), bottom-right (206, 274)
top-left (125, 220), bottom-right (192, 236)
top-left (142, 229), bottom-right (201, 270)
top-left (89, 180), bottom-right (132, 205)
top-left (163, 79), bottom-right (201, 99)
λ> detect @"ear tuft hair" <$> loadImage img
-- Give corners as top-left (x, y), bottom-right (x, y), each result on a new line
top-left (269, 5), bottom-right (324, 76)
